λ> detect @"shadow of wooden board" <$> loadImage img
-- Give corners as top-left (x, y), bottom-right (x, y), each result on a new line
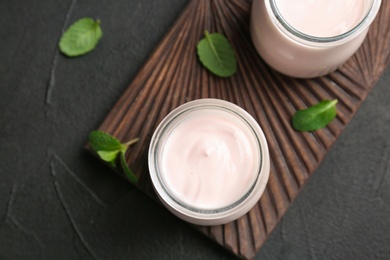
top-left (86, 0), bottom-right (390, 258)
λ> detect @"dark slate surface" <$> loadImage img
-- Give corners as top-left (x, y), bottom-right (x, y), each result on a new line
top-left (1, 0), bottom-right (390, 259)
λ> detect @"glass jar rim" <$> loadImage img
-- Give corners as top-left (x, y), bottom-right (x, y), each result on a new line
top-left (268, 0), bottom-right (382, 45)
top-left (148, 99), bottom-right (270, 225)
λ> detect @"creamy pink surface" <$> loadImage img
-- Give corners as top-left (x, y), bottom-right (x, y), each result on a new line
top-left (160, 111), bottom-right (259, 210)
top-left (276, 0), bottom-right (368, 37)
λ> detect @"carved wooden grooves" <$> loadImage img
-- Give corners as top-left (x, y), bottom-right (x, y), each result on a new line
top-left (92, 0), bottom-right (390, 258)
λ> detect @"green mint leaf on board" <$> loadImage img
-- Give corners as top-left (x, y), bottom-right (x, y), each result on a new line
top-left (292, 99), bottom-right (338, 132)
top-left (97, 150), bottom-right (120, 163)
top-left (89, 131), bottom-right (122, 152)
top-left (119, 152), bottom-right (138, 183)
top-left (59, 17), bottom-right (103, 57)
top-left (88, 130), bottom-right (139, 183)
top-left (197, 30), bottom-right (237, 77)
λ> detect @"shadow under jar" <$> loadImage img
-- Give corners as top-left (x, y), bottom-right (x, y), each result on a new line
top-left (250, 0), bottom-right (382, 78)
top-left (148, 99), bottom-right (270, 226)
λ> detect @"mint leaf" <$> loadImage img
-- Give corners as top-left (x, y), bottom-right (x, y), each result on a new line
top-left (89, 130), bottom-right (139, 183)
top-left (119, 152), bottom-right (138, 183)
top-left (89, 131), bottom-right (122, 152)
top-left (59, 17), bottom-right (103, 57)
top-left (292, 100), bottom-right (338, 132)
top-left (97, 150), bottom-right (120, 163)
top-left (197, 30), bottom-right (237, 77)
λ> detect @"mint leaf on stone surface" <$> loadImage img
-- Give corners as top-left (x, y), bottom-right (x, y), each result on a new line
top-left (59, 17), bottom-right (103, 57)
top-left (292, 100), bottom-right (338, 132)
top-left (197, 30), bottom-right (237, 77)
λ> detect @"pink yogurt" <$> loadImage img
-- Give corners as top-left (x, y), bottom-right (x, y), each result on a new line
top-left (161, 109), bottom-right (259, 210)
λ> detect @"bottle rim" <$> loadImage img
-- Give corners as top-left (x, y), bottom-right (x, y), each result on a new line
top-left (267, 0), bottom-right (382, 45)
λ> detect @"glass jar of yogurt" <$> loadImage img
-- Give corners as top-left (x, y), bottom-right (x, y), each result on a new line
top-left (148, 99), bottom-right (270, 226)
top-left (251, 0), bottom-right (382, 78)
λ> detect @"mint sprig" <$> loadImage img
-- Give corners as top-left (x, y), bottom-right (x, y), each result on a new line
top-left (196, 30), bottom-right (237, 77)
top-left (59, 17), bottom-right (103, 57)
top-left (89, 130), bottom-right (139, 183)
top-left (292, 100), bottom-right (338, 132)
top-left (119, 152), bottom-right (138, 183)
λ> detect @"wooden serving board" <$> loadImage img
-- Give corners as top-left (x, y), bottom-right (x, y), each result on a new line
top-left (88, 0), bottom-right (390, 258)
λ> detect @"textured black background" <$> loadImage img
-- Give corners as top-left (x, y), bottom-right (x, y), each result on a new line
top-left (1, 0), bottom-right (390, 259)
